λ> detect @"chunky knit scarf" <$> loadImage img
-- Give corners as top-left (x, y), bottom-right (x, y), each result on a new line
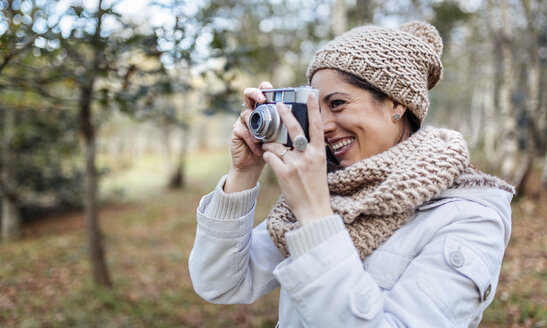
top-left (266, 127), bottom-right (514, 260)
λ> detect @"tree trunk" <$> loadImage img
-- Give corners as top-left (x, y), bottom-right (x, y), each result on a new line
top-left (160, 120), bottom-right (174, 184)
top-left (1, 107), bottom-right (21, 241)
top-left (514, 0), bottom-right (542, 194)
top-left (354, 0), bottom-right (375, 24)
top-left (1, 196), bottom-right (20, 241)
top-left (484, 0), bottom-right (503, 169)
top-left (467, 47), bottom-right (483, 150)
top-left (497, 0), bottom-right (520, 184)
top-left (541, 151), bottom-right (547, 190)
top-left (515, 121), bottom-right (537, 195)
top-left (80, 83), bottom-right (112, 288)
top-left (482, 59), bottom-right (498, 167)
top-left (76, 0), bottom-right (112, 288)
top-left (537, 58), bottom-right (547, 153)
top-left (332, 0), bottom-right (347, 36)
top-left (168, 125), bottom-right (189, 189)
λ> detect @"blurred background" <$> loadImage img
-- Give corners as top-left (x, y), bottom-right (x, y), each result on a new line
top-left (0, 0), bottom-right (545, 327)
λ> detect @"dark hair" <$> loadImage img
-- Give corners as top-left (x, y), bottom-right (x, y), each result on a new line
top-left (336, 70), bottom-right (389, 103)
top-left (336, 70), bottom-right (420, 134)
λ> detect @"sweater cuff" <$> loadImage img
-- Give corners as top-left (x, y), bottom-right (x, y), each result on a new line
top-left (204, 175), bottom-right (260, 220)
top-left (285, 215), bottom-right (345, 258)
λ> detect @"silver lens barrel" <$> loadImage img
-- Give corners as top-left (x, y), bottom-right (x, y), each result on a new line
top-left (248, 104), bottom-right (281, 142)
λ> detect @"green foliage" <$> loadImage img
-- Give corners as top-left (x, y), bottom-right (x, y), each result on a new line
top-left (0, 0), bottom-right (58, 68)
top-left (0, 0), bottom-right (176, 221)
top-left (0, 0), bottom-right (84, 220)
top-left (0, 105), bottom-right (83, 219)
top-left (51, 0), bottom-right (173, 120)
top-left (153, 0), bottom-right (333, 116)
top-left (431, 1), bottom-right (472, 46)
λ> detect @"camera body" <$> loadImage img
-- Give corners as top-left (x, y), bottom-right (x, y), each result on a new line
top-left (248, 87), bottom-right (318, 147)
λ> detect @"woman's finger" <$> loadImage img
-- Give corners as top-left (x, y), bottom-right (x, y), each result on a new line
top-left (243, 88), bottom-right (265, 109)
top-left (243, 81), bottom-right (273, 108)
top-left (306, 92), bottom-right (324, 148)
top-left (262, 143), bottom-right (291, 159)
top-left (258, 81), bottom-right (273, 90)
top-left (263, 150), bottom-right (287, 175)
top-left (234, 117), bottom-right (263, 156)
top-left (239, 108), bottom-right (252, 125)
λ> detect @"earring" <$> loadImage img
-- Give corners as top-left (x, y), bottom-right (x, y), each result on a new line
top-left (392, 113), bottom-right (401, 121)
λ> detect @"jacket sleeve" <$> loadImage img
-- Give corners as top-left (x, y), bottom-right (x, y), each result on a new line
top-left (273, 200), bottom-right (509, 327)
top-left (188, 178), bottom-right (283, 304)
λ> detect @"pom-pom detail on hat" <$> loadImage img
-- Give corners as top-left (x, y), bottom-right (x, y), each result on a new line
top-left (398, 21), bottom-right (444, 90)
top-left (399, 21), bottom-right (443, 58)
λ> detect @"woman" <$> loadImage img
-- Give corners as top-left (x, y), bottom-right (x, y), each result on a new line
top-left (189, 21), bottom-right (514, 327)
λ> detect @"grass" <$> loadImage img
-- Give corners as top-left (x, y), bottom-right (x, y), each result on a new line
top-left (97, 149), bottom-right (232, 202)
top-left (1, 150), bottom-right (546, 327)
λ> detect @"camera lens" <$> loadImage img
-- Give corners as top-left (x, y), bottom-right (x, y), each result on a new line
top-left (250, 112), bottom-right (262, 131)
top-left (248, 104), bottom-right (280, 142)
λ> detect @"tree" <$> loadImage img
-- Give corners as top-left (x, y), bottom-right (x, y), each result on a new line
top-left (1, 104), bottom-right (19, 240)
top-left (51, 0), bottom-right (169, 287)
top-left (494, 0), bottom-right (520, 185)
top-left (515, 0), bottom-right (546, 194)
top-left (0, 0), bottom-right (64, 241)
top-left (0, 0), bottom-right (34, 240)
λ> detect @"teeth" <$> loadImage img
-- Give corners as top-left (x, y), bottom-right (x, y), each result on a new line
top-left (332, 138), bottom-right (354, 151)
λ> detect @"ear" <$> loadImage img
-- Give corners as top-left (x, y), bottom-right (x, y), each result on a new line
top-left (392, 102), bottom-right (407, 122)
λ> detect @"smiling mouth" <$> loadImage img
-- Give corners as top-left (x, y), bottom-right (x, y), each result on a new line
top-left (330, 137), bottom-right (355, 154)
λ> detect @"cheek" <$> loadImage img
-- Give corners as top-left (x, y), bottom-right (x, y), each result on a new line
top-left (354, 113), bottom-right (396, 149)
top-left (351, 111), bottom-right (383, 135)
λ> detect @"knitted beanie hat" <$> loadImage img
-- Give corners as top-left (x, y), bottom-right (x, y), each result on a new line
top-left (306, 21), bottom-right (443, 122)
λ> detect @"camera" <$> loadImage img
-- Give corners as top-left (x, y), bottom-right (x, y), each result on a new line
top-left (248, 86), bottom-right (319, 147)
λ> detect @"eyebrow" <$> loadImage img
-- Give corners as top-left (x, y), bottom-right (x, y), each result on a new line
top-left (323, 92), bottom-right (350, 103)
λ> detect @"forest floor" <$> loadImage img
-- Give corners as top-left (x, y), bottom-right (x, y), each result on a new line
top-left (1, 151), bottom-right (546, 327)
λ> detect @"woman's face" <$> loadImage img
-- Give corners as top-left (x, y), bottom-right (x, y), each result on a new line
top-left (311, 69), bottom-right (406, 167)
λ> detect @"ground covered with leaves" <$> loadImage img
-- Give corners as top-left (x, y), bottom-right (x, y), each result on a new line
top-left (1, 154), bottom-right (546, 327)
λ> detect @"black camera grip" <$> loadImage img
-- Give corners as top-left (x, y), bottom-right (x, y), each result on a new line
top-left (286, 103), bottom-right (309, 148)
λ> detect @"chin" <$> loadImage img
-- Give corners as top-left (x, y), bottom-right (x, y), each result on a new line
top-left (339, 158), bottom-right (357, 167)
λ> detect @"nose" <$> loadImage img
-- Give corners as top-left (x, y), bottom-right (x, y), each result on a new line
top-left (321, 108), bottom-right (336, 136)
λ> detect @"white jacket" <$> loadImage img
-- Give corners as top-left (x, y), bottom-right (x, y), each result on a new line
top-left (189, 178), bottom-right (512, 327)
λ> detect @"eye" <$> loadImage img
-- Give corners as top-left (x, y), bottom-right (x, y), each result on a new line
top-left (330, 99), bottom-right (345, 110)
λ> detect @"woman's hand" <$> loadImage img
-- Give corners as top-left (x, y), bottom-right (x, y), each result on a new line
top-left (262, 93), bottom-right (333, 225)
top-left (224, 82), bottom-right (273, 193)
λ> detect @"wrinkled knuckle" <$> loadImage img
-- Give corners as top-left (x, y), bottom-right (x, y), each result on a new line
top-left (306, 147), bottom-right (319, 158)
top-left (303, 159), bottom-right (315, 170)
top-left (259, 81), bottom-right (273, 89)
top-left (263, 152), bottom-right (272, 160)
top-left (295, 161), bottom-right (308, 172)
top-left (285, 164), bottom-right (297, 175)
top-left (314, 148), bottom-right (326, 160)
top-left (313, 119), bottom-right (323, 129)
